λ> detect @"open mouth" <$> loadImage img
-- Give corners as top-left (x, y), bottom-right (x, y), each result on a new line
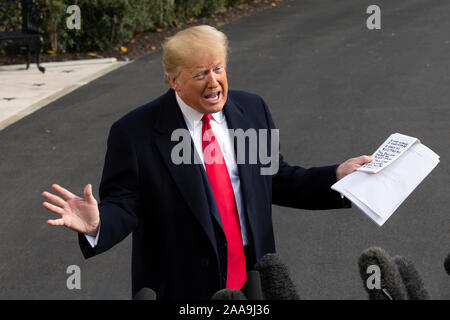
top-left (204, 91), bottom-right (221, 103)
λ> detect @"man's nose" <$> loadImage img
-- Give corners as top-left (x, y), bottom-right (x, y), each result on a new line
top-left (207, 71), bottom-right (219, 87)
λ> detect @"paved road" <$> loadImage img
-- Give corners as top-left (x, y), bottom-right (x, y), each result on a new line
top-left (1, 0), bottom-right (449, 299)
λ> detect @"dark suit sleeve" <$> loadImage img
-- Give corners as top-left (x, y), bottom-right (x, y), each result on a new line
top-left (79, 121), bottom-right (141, 258)
top-left (259, 97), bottom-right (350, 210)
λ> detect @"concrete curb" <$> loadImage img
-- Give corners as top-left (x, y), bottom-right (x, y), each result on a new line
top-left (0, 57), bottom-right (120, 72)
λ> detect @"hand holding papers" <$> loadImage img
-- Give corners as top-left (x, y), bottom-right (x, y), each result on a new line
top-left (331, 133), bottom-right (440, 226)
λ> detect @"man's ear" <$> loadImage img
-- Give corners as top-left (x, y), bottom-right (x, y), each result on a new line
top-left (167, 76), bottom-right (178, 92)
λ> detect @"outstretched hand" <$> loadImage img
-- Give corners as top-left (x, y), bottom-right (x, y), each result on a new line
top-left (42, 184), bottom-right (100, 236)
top-left (336, 155), bottom-right (373, 180)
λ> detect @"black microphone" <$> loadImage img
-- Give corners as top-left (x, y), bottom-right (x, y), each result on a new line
top-left (133, 287), bottom-right (157, 300)
top-left (211, 288), bottom-right (247, 300)
top-left (444, 254), bottom-right (450, 275)
top-left (253, 253), bottom-right (300, 300)
top-left (358, 247), bottom-right (408, 300)
top-left (393, 255), bottom-right (430, 299)
top-left (246, 270), bottom-right (263, 300)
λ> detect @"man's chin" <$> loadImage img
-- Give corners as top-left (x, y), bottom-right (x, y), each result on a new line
top-left (201, 102), bottom-right (225, 114)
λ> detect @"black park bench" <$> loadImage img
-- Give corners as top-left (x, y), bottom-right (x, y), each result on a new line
top-left (0, 0), bottom-right (45, 73)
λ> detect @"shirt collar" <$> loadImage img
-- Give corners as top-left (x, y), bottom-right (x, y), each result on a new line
top-left (175, 92), bottom-right (224, 127)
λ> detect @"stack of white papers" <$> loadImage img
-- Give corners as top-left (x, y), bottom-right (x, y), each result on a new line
top-left (331, 133), bottom-right (440, 226)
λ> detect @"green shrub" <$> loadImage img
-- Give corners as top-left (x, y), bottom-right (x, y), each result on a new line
top-left (34, 0), bottom-right (246, 53)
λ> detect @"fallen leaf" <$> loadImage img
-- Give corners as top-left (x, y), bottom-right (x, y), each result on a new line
top-left (155, 28), bottom-right (163, 32)
top-left (88, 52), bottom-right (97, 57)
top-left (46, 50), bottom-right (55, 54)
top-left (120, 46), bottom-right (128, 53)
top-left (151, 45), bottom-right (156, 51)
top-left (130, 39), bottom-right (135, 44)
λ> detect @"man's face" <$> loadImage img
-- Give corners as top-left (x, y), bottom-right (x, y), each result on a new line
top-left (169, 56), bottom-right (228, 114)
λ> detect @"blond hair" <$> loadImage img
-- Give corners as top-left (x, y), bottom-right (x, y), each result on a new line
top-left (162, 25), bottom-right (229, 83)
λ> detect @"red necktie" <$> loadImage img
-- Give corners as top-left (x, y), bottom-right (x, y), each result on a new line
top-left (201, 113), bottom-right (247, 290)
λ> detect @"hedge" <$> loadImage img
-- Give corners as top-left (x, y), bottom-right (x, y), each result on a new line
top-left (35, 0), bottom-right (244, 52)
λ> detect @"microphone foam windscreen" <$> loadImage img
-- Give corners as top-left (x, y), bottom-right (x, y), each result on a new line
top-left (253, 253), bottom-right (300, 300)
top-left (211, 289), bottom-right (247, 300)
top-left (444, 254), bottom-right (450, 275)
top-left (358, 247), bottom-right (408, 300)
top-left (133, 287), bottom-right (157, 300)
top-left (393, 255), bottom-right (430, 300)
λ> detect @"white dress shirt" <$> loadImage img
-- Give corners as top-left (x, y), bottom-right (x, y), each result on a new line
top-left (85, 93), bottom-right (249, 247)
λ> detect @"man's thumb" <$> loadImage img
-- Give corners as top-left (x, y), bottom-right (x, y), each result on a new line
top-left (359, 155), bottom-right (373, 164)
top-left (84, 184), bottom-right (95, 203)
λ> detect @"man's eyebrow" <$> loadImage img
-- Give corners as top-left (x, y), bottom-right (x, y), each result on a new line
top-left (194, 63), bottom-right (223, 69)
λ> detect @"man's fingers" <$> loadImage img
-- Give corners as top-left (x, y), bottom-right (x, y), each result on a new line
top-left (42, 201), bottom-right (64, 215)
top-left (47, 218), bottom-right (65, 226)
top-left (42, 191), bottom-right (67, 208)
top-left (51, 184), bottom-right (76, 200)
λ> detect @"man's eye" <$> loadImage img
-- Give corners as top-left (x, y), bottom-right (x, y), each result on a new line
top-left (193, 72), bottom-right (206, 80)
top-left (214, 66), bottom-right (224, 73)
